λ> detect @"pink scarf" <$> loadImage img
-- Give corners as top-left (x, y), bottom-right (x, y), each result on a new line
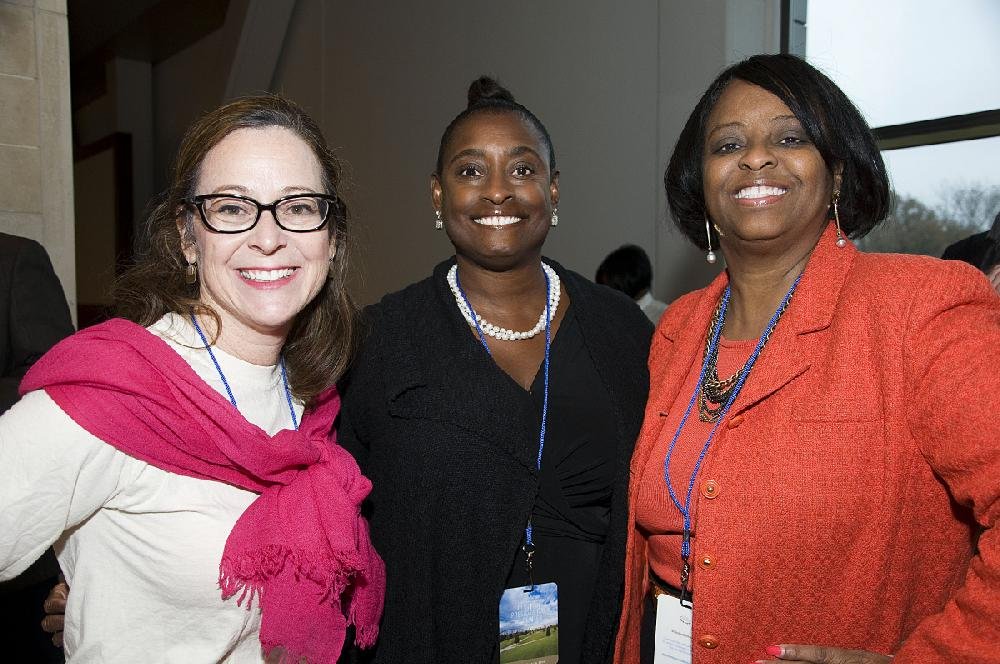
top-left (21, 318), bottom-right (384, 663)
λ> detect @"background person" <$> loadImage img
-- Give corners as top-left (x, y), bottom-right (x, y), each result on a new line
top-left (595, 243), bottom-right (668, 323)
top-left (0, 96), bottom-right (383, 663)
top-left (614, 54), bottom-right (1000, 664)
top-left (0, 232), bottom-right (74, 662)
top-left (941, 209), bottom-right (1000, 294)
top-left (338, 77), bottom-right (652, 663)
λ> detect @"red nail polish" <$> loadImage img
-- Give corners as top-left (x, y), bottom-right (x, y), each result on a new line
top-left (765, 645), bottom-right (784, 657)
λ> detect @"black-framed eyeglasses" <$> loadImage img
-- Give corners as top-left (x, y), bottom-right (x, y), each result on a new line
top-left (185, 193), bottom-right (342, 233)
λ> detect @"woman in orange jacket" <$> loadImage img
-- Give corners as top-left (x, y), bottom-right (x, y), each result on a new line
top-left (615, 54), bottom-right (999, 664)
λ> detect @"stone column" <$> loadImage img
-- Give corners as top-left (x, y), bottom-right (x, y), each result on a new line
top-left (0, 0), bottom-right (75, 319)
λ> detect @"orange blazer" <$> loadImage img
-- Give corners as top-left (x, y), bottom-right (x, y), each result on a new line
top-left (614, 226), bottom-right (1000, 664)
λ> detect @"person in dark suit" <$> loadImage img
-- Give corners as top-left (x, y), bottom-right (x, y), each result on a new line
top-left (0, 232), bottom-right (74, 662)
top-left (0, 233), bottom-right (74, 412)
top-left (941, 210), bottom-right (1000, 294)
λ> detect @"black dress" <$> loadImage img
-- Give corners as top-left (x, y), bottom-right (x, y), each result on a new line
top-left (338, 258), bottom-right (652, 663)
top-left (503, 307), bottom-right (618, 664)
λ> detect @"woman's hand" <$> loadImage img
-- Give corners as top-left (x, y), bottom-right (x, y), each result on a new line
top-left (754, 644), bottom-right (893, 664)
top-left (40, 579), bottom-right (68, 647)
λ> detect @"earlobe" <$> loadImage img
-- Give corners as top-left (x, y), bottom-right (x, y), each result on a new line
top-left (430, 175), bottom-right (443, 210)
top-left (176, 218), bottom-right (197, 264)
top-left (550, 170), bottom-right (560, 207)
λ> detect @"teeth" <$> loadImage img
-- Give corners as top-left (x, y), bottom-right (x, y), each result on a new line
top-left (239, 268), bottom-right (295, 282)
top-left (736, 185), bottom-right (787, 199)
top-left (473, 216), bottom-right (521, 227)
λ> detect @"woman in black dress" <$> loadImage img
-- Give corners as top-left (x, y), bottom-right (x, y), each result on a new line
top-left (339, 77), bottom-right (652, 662)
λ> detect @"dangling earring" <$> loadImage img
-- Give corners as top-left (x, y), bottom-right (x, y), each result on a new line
top-left (435, 210), bottom-right (443, 230)
top-left (551, 207), bottom-right (559, 227)
top-left (185, 261), bottom-right (198, 284)
top-left (832, 190), bottom-right (846, 248)
top-left (705, 218), bottom-right (717, 264)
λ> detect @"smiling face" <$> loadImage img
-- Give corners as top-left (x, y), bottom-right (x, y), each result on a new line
top-left (702, 80), bottom-right (841, 257)
top-left (431, 111), bottom-right (559, 271)
top-left (180, 126), bottom-right (334, 356)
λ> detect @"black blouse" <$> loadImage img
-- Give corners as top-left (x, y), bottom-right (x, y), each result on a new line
top-left (337, 259), bottom-right (652, 664)
top-left (503, 305), bottom-right (618, 664)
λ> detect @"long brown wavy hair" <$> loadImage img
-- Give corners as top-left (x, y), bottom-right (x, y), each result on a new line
top-left (114, 95), bottom-right (357, 404)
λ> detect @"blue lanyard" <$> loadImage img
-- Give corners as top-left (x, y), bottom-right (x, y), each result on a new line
top-left (190, 313), bottom-right (299, 430)
top-left (454, 265), bottom-right (551, 581)
top-left (663, 273), bottom-right (801, 603)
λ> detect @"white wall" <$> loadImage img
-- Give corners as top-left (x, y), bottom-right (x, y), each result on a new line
top-left (269, 0), bottom-right (779, 305)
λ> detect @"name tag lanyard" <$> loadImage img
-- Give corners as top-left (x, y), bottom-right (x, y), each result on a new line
top-left (663, 274), bottom-right (800, 606)
top-left (455, 266), bottom-right (552, 587)
top-left (191, 313), bottom-right (299, 430)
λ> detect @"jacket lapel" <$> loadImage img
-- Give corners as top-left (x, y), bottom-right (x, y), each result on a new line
top-left (728, 225), bottom-right (856, 416)
top-left (649, 278), bottom-right (726, 418)
top-left (628, 278), bottom-right (725, 481)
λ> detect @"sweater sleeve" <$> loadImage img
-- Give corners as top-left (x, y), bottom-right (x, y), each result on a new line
top-left (0, 390), bottom-right (141, 581)
top-left (896, 263), bottom-right (1000, 663)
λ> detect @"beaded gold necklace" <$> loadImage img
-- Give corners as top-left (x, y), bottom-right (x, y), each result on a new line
top-left (698, 288), bottom-right (796, 422)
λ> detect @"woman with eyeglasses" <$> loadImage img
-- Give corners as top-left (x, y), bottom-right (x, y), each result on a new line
top-left (0, 95), bottom-right (384, 663)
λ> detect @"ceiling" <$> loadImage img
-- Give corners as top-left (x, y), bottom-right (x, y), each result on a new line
top-left (68, 0), bottom-right (230, 109)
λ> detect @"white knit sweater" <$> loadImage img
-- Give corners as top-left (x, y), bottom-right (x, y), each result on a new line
top-left (0, 313), bottom-right (303, 663)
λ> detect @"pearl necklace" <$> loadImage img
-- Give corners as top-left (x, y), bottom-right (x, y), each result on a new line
top-left (446, 262), bottom-right (560, 341)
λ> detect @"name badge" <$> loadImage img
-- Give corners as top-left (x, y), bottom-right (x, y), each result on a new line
top-left (654, 594), bottom-right (692, 664)
top-left (499, 582), bottom-right (558, 663)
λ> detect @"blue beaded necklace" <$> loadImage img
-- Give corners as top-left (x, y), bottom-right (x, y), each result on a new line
top-left (454, 265), bottom-right (552, 582)
top-left (190, 313), bottom-right (299, 430)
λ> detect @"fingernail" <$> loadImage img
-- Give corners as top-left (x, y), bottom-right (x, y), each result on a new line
top-left (765, 645), bottom-right (784, 657)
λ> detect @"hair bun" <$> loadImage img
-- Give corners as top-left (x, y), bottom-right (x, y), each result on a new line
top-left (467, 76), bottom-right (515, 108)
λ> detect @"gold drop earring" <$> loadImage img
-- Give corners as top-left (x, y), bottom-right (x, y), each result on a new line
top-left (832, 190), bottom-right (846, 247)
top-left (705, 218), bottom-right (717, 264)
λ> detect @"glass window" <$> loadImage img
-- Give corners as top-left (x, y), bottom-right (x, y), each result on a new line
top-left (803, 0), bottom-right (1000, 258)
top-left (859, 137), bottom-right (1000, 256)
top-left (805, 0), bottom-right (1000, 127)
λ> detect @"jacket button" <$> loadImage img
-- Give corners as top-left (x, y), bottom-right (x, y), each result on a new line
top-left (699, 554), bottom-right (715, 570)
top-left (727, 414), bottom-right (744, 429)
top-left (698, 634), bottom-right (719, 649)
top-left (702, 479), bottom-right (720, 499)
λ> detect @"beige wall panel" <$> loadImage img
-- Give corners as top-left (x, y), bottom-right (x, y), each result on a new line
top-left (0, 145), bottom-right (41, 212)
top-left (37, 0), bottom-right (67, 14)
top-left (0, 74), bottom-right (40, 145)
top-left (0, 4), bottom-right (36, 76)
top-left (35, 5), bottom-right (75, 308)
top-left (0, 211), bottom-right (43, 241)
